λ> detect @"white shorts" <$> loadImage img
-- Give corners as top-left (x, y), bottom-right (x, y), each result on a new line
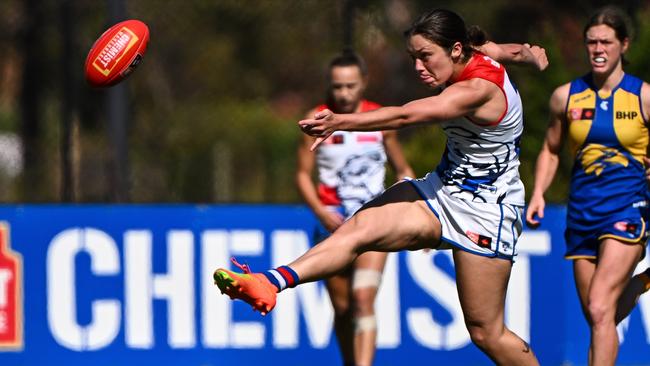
top-left (407, 173), bottom-right (524, 259)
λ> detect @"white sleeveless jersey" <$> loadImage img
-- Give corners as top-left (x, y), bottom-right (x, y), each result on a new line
top-left (435, 53), bottom-right (525, 205)
top-left (315, 101), bottom-right (387, 217)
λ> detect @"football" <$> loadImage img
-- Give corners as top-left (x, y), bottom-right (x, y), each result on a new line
top-left (84, 19), bottom-right (149, 88)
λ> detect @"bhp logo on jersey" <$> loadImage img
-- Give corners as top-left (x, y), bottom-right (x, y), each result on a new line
top-left (616, 111), bottom-right (639, 120)
top-left (92, 27), bottom-right (139, 76)
top-left (0, 223), bottom-right (23, 350)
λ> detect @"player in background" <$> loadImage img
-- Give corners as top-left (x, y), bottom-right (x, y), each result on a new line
top-left (216, 8), bottom-right (547, 365)
top-left (298, 44), bottom-right (546, 366)
top-left (296, 51), bottom-right (414, 366)
top-left (525, 6), bottom-right (650, 366)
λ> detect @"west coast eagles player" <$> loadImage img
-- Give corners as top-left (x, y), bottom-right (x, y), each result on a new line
top-left (526, 6), bottom-right (650, 366)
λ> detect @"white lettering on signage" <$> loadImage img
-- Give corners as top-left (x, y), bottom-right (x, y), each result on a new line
top-left (124, 230), bottom-right (195, 349)
top-left (507, 231), bottom-right (552, 342)
top-left (406, 250), bottom-right (469, 350)
top-left (0, 268), bottom-right (12, 308)
top-left (271, 230), bottom-right (333, 348)
top-left (0, 310), bottom-right (6, 332)
top-left (47, 228), bottom-right (120, 351)
top-left (44, 227), bottom-right (650, 351)
top-left (375, 251), bottom-right (400, 348)
top-left (201, 230), bottom-right (265, 348)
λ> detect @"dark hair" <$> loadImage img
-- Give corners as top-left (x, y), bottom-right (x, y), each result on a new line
top-left (583, 5), bottom-right (633, 43)
top-left (404, 9), bottom-right (487, 61)
top-left (328, 49), bottom-right (368, 78)
top-left (583, 6), bottom-right (632, 65)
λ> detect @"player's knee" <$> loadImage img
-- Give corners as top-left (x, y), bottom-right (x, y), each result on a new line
top-left (467, 325), bottom-right (489, 348)
top-left (344, 214), bottom-right (378, 249)
top-left (587, 298), bottom-right (613, 326)
top-left (353, 314), bottom-right (377, 334)
top-left (330, 226), bottom-right (368, 254)
top-left (466, 323), bottom-right (500, 350)
top-left (330, 296), bottom-right (351, 316)
top-left (352, 269), bottom-right (381, 315)
top-left (352, 289), bottom-right (375, 315)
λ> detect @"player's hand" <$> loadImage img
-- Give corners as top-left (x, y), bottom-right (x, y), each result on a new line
top-left (525, 193), bottom-right (545, 229)
top-left (298, 109), bottom-right (337, 151)
top-left (319, 210), bottom-right (345, 232)
top-left (524, 43), bottom-right (548, 71)
top-left (644, 156), bottom-right (650, 186)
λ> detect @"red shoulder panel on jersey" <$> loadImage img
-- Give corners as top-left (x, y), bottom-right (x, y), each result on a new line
top-left (360, 100), bottom-right (382, 112)
top-left (455, 52), bottom-right (505, 88)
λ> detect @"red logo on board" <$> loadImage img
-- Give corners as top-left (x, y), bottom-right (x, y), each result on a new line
top-left (0, 223), bottom-right (23, 351)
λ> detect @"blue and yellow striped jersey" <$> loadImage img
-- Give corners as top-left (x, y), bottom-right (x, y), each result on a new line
top-left (566, 73), bottom-right (649, 229)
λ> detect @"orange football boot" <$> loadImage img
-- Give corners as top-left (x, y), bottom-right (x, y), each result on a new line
top-left (213, 258), bottom-right (277, 316)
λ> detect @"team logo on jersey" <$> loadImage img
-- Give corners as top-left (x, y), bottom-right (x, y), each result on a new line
top-left (573, 93), bottom-right (594, 103)
top-left (581, 108), bottom-right (595, 119)
top-left (614, 221), bottom-right (639, 235)
top-left (615, 111), bottom-right (639, 120)
top-left (356, 134), bottom-right (380, 143)
top-left (600, 101), bottom-right (609, 111)
top-left (569, 108), bottom-right (595, 121)
top-left (0, 223), bottom-right (23, 351)
top-left (579, 144), bottom-right (628, 176)
top-left (466, 230), bottom-right (492, 248)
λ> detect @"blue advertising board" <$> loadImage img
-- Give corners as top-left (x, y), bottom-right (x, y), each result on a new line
top-left (0, 205), bottom-right (647, 365)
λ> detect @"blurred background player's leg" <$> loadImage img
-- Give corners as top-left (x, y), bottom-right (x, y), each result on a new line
top-left (350, 251), bottom-right (387, 366)
top-left (325, 270), bottom-right (354, 365)
top-left (616, 267), bottom-right (650, 323)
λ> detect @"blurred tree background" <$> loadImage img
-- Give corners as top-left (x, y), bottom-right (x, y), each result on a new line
top-left (0, 0), bottom-right (648, 203)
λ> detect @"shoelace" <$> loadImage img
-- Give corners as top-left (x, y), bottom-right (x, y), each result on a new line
top-left (230, 257), bottom-right (252, 274)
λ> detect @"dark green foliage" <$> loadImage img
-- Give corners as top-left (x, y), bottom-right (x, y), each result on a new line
top-left (1, 0), bottom-right (648, 202)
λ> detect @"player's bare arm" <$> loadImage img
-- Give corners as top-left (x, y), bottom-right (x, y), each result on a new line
top-left (642, 82), bottom-right (650, 184)
top-left (478, 41), bottom-right (548, 71)
top-left (299, 78), bottom-right (499, 148)
top-left (382, 131), bottom-right (415, 180)
top-left (295, 111), bottom-right (344, 231)
top-left (526, 83), bottom-right (570, 227)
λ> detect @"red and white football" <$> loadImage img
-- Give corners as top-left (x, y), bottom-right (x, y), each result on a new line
top-left (84, 19), bottom-right (149, 88)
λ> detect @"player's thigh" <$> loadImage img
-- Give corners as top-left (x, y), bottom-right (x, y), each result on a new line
top-left (573, 258), bottom-right (596, 316)
top-left (338, 180), bottom-right (441, 252)
top-left (591, 238), bottom-right (644, 302)
top-left (453, 249), bottom-right (513, 327)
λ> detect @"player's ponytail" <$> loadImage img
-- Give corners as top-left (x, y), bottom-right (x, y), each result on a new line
top-left (404, 9), bottom-right (485, 62)
top-left (466, 25), bottom-right (488, 48)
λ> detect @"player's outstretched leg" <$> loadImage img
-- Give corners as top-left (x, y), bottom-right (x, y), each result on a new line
top-left (637, 267), bottom-right (650, 291)
top-left (616, 267), bottom-right (650, 323)
top-left (213, 257), bottom-right (298, 316)
top-left (214, 181), bottom-right (438, 316)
